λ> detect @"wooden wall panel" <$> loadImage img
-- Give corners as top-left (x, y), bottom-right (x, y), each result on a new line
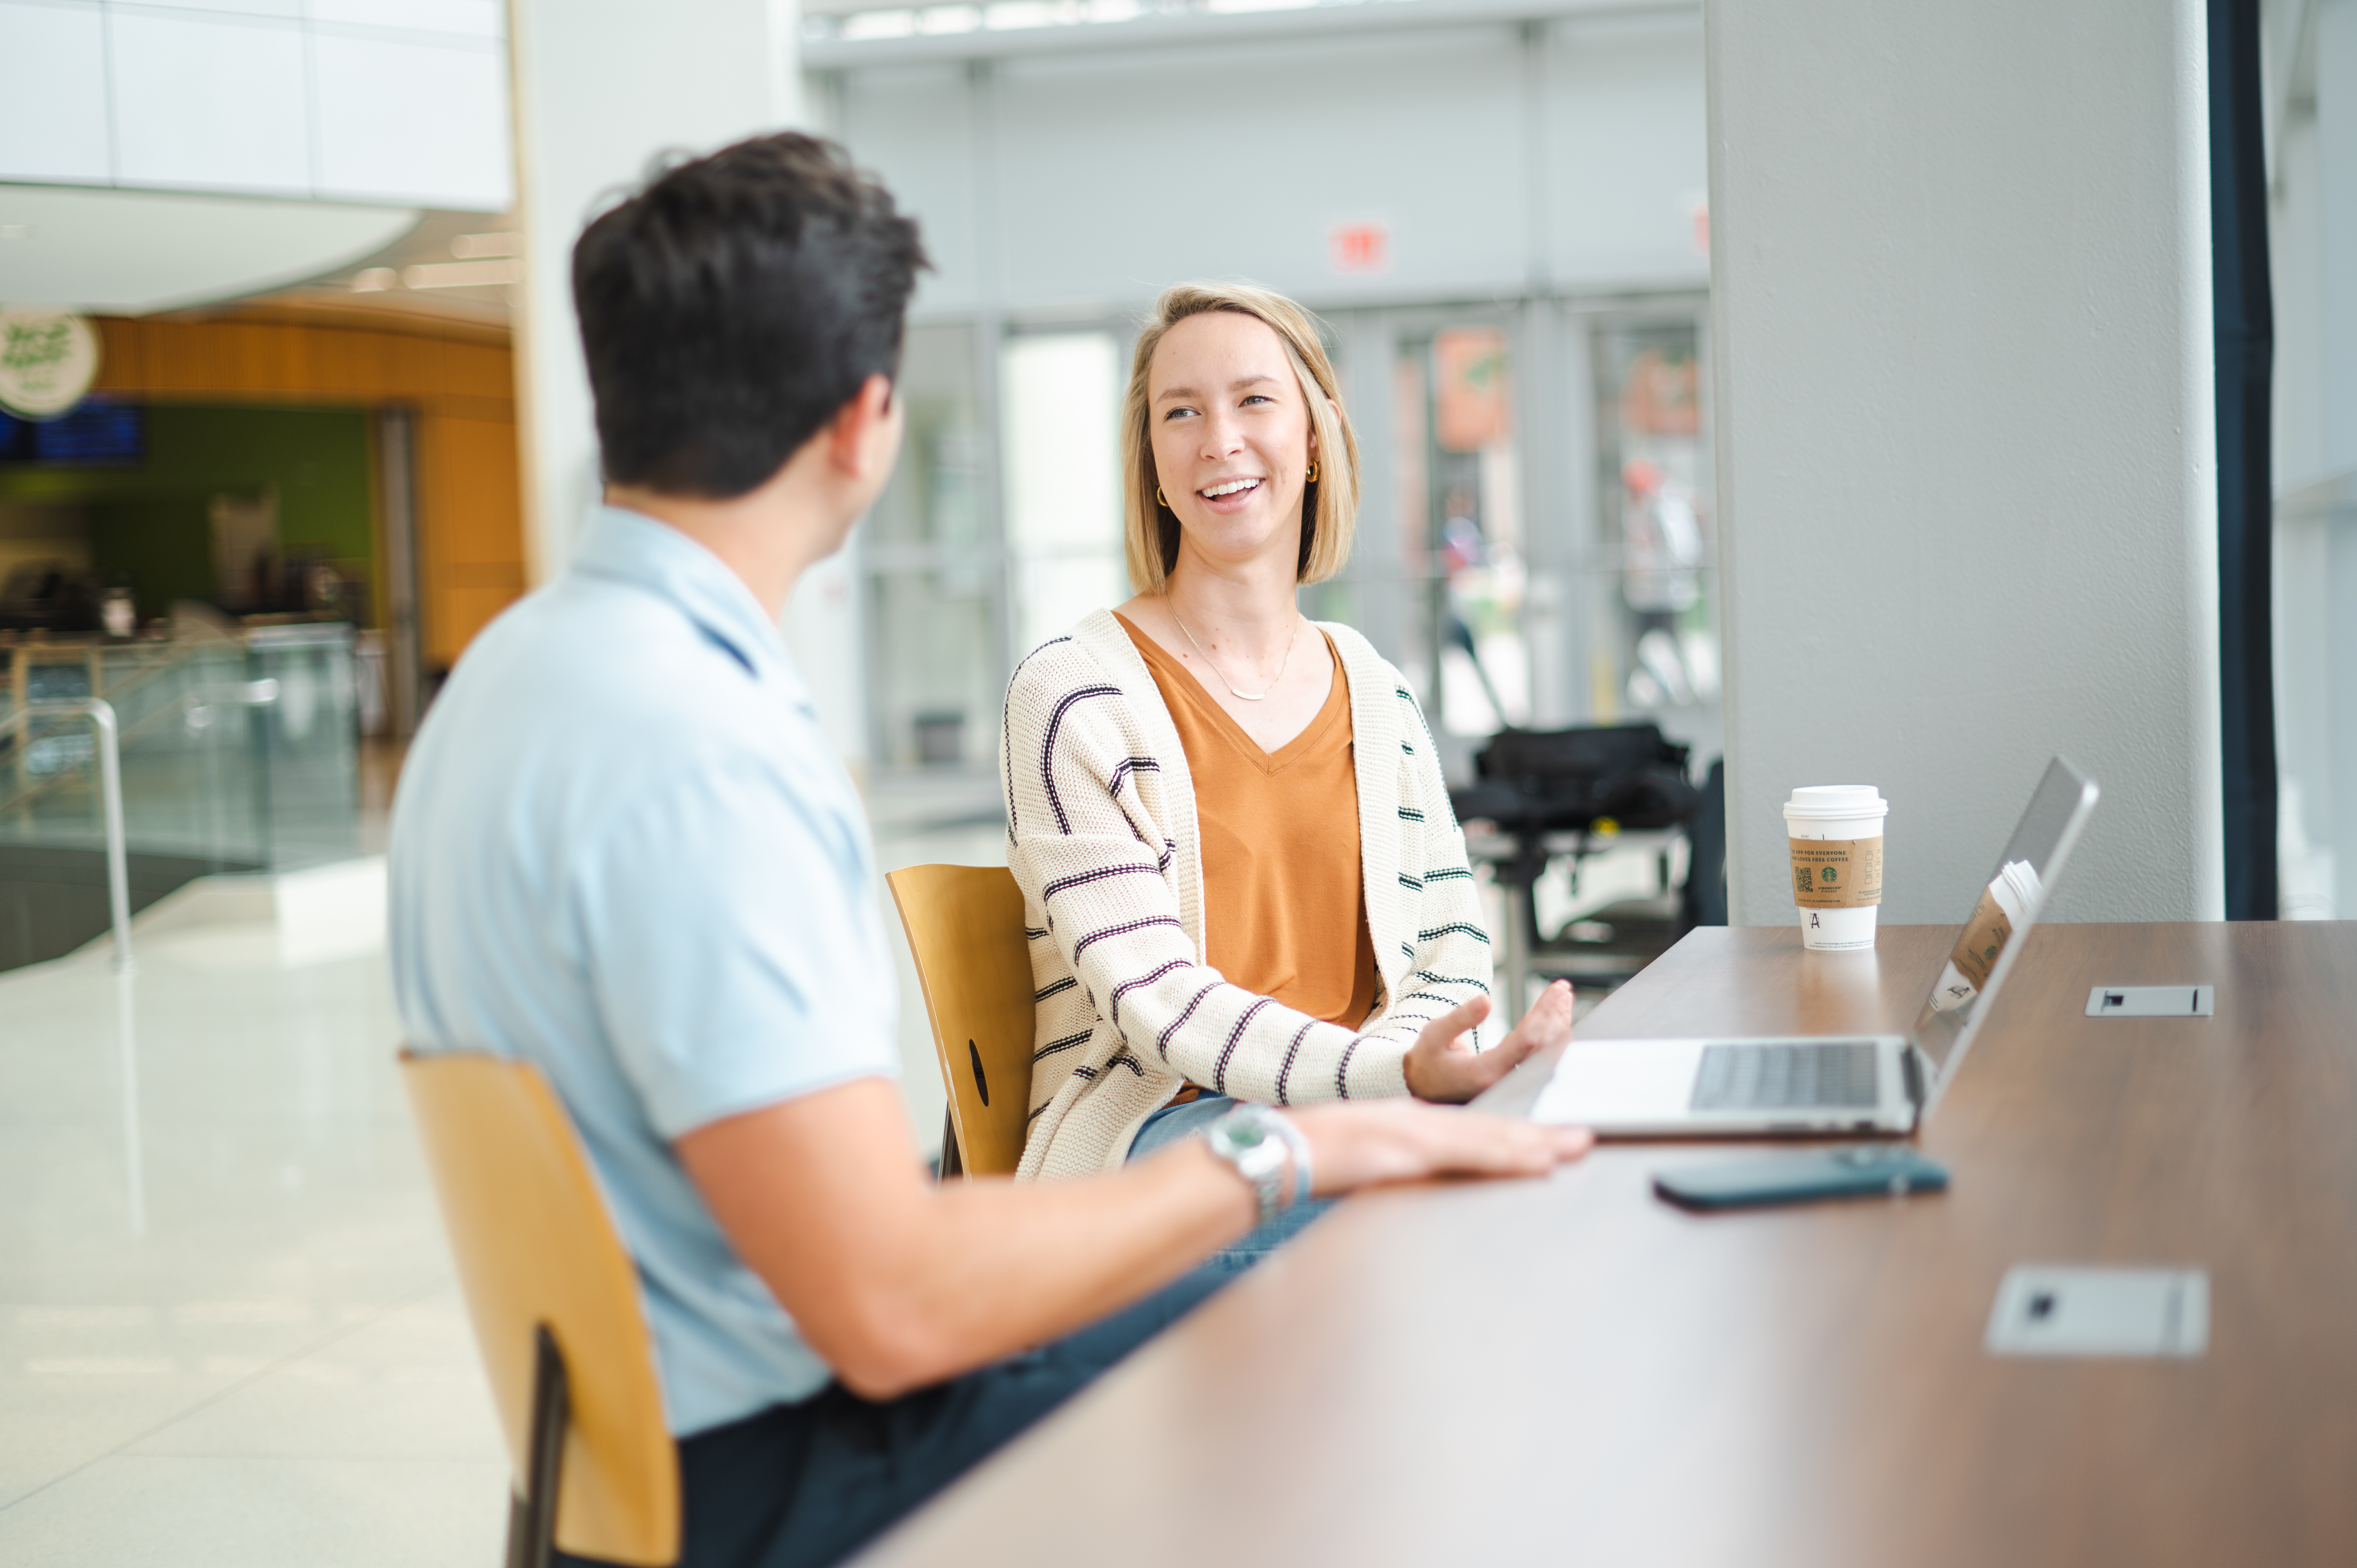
top-left (419, 412), bottom-right (527, 666)
top-left (94, 314), bottom-right (514, 413)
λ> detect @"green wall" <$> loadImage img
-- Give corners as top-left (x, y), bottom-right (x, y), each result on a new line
top-left (0, 404), bottom-right (374, 618)
top-left (86, 496), bottom-right (219, 612)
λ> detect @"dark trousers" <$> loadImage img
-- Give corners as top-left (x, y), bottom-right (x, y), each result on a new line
top-left (558, 1270), bottom-right (1224, 1568)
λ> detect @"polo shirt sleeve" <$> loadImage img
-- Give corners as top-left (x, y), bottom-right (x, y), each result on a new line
top-left (572, 746), bottom-right (900, 1141)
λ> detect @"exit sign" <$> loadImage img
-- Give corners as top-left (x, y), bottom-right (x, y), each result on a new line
top-left (1328, 220), bottom-right (1390, 274)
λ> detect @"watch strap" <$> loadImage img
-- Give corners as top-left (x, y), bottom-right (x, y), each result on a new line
top-left (1262, 1109), bottom-right (1313, 1208)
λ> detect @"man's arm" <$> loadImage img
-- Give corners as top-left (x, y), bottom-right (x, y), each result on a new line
top-left (678, 1078), bottom-right (1589, 1399)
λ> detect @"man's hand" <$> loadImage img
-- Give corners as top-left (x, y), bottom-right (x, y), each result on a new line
top-left (1286, 1097), bottom-right (1592, 1195)
top-left (1402, 979), bottom-right (1576, 1103)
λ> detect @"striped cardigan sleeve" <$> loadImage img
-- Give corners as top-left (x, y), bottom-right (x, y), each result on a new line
top-left (1355, 683), bottom-right (1497, 1050)
top-left (1003, 654), bottom-right (1408, 1105)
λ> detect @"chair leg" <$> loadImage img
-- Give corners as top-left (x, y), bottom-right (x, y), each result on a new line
top-left (937, 1106), bottom-right (964, 1179)
top-left (504, 1324), bottom-right (569, 1568)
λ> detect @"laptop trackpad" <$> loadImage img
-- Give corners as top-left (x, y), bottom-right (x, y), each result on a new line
top-left (1531, 1040), bottom-right (1706, 1125)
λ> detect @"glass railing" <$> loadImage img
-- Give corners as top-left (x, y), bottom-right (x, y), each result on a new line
top-left (240, 625), bottom-right (365, 871)
top-left (0, 626), bottom-right (363, 970)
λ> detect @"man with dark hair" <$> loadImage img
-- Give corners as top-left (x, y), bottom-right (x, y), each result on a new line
top-left (573, 136), bottom-right (927, 499)
top-left (391, 133), bottom-right (1588, 1568)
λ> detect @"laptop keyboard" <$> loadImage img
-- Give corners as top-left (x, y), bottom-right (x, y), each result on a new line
top-left (1690, 1042), bottom-right (1881, 1112)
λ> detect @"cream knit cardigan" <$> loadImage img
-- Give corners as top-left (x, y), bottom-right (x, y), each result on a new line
top-left (1002, 609), bottom-right (1496, 1180)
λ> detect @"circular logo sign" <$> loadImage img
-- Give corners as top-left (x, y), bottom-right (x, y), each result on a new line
top-left (0, 308), bottom-right (102, 419)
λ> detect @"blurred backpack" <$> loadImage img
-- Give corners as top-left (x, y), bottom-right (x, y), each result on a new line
top-left (1449, 723), bottom-right (1700, 837)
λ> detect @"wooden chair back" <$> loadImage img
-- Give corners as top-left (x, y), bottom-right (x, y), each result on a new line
top-left (401, 1050), bottom-right (680, 1566)
top-left (885, 863), bottom-right (1037, 1178)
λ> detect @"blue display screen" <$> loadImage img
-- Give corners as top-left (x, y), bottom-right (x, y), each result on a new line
top-left (0, 400), bottom-right (144, 465)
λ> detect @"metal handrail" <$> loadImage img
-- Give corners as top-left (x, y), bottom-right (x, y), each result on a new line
top-left (0, 699), bottom-right (131, 971)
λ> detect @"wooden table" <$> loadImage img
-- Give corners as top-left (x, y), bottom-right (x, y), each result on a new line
top-left (859, 923), bottom-right (2357, 1567)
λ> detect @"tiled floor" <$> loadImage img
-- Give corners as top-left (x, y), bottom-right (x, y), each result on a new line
top-left (0, 768), bottom-right (1002, 1564)
top-left (0, 929), bottom-right (507, 1564)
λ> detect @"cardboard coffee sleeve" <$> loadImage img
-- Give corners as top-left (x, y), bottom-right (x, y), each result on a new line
top-left (1788, 837), bottom-right (1883, 909)
top-left (1948, 885), bottom-right (2014, 991)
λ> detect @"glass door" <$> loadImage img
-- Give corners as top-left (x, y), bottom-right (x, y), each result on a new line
top-left (1392, 312), bottom-right (1532, 740)
top-left (860, 323), bottom-right (1002, 771)
top-left (1588, 312), bottom-right (1719, 762)
top-left (1000, 328), bottom-right (1130, 660)
top-left (856, 319), bottom-right (1136, 777)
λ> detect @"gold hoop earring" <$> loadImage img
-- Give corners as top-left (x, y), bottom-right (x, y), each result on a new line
top-left (1156, 486), bottom-right (1169, 508)
top-left (1306, 460), bottom-right (1320, 483)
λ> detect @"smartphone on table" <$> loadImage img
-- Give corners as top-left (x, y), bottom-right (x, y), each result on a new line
top-left (1653, 1145), bottom-right (1948, 1211)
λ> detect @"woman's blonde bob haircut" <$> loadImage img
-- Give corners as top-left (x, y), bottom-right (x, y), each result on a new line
top-left (1121, 282), bottom-right (1361, 594)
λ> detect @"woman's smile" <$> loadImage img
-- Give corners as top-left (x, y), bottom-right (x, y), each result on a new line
top-left (1198, 475), bottom-right (1264, 509)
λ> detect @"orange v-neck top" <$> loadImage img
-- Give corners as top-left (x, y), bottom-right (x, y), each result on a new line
top-left (1116, 614), bottom-right (1380, 1030)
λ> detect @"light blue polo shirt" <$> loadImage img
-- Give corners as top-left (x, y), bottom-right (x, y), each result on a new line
top-left (390, 504), bottom-right (898, 1436)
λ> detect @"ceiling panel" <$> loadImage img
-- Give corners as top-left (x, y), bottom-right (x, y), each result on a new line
top-left (313, 33), bottom-right (514, 209)
top-left (0, 4), bottom-right (111, 185)
top-left (109, 11), bottom-right (313, 196)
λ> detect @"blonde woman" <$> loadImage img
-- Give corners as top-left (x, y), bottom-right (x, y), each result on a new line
top-left (999, 282), bottom-right (1576, 1262)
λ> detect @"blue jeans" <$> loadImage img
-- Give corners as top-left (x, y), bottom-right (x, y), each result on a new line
top-left (1127, 1094), bottom-right (1334, 1273)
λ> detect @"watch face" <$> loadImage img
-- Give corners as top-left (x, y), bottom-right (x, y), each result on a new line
top-left (1213, 1118), bottom-right (1265, 1155)
top-left (1237, 1138), bottom-right (1286, 1180)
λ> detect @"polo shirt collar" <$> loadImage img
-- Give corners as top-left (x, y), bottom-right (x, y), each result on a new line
top-left (569, 504), bottom-right (802, 697)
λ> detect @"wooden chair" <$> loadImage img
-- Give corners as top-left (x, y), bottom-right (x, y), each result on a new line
top-left (401, 1051), bottom-right (680, 1568)
top-left (885, 863), bottom-right (1038, 1178)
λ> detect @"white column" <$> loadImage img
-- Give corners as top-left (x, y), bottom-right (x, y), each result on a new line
top-left (508, 0), bottom-right (801, 586)
top-left (1705, 0), bottom-right (2224, 925)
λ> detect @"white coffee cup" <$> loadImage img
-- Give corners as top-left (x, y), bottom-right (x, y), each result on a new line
top-left (1783, 786), bottom-right (1887, 951)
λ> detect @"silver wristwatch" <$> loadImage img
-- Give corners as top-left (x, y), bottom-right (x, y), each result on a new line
top-left (1203, 1104), bottom-right (1311, 1226)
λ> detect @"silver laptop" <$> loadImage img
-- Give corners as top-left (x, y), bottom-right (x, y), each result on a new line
top-left (1530, 756), bottom-right (2100, 1138)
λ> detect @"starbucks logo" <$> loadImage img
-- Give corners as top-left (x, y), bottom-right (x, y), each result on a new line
top-left (1820, 866), bottom-right (1837, 883)
top-left (0, 309), bottom-right (101, 419)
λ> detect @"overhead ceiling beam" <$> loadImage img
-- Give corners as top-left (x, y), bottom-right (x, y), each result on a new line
top-left (802, 0), bottom-right (1690, 69)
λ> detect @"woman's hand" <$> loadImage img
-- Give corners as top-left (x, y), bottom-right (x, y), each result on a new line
top-left (1401, 979), bottom-right (1576, 1104)
top-left (1287, 1097), bottom-right (1592, 1196)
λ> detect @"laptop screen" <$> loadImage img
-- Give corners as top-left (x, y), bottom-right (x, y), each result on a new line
top-left (1906, 756), bottom-right (2099, 1110)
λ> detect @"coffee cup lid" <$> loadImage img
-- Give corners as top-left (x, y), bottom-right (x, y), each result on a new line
top-left (1783, 784), bottom-right (1888, 821)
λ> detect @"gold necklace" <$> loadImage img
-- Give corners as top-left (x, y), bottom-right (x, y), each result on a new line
top-left (1166, 595), bottom-right (1300, 703)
